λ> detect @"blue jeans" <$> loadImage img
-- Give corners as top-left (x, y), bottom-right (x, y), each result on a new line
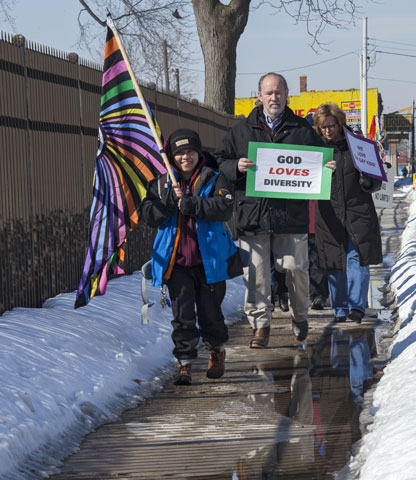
top-left (328, 235), bottom-right (369, 318)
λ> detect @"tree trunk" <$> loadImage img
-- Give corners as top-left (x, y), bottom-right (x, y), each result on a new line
top-left (192, 0), bottom-right (250, 114)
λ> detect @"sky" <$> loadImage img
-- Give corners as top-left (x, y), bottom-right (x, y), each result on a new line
top-left (1, 0), bottom-right (415, 114)
top-left (0, 178), bottom-right (415, 479)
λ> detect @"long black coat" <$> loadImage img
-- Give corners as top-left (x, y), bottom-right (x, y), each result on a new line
top-left (214, 106), bottom-right (323, 236)
top-left (315, 135), bottom-right (382, 270)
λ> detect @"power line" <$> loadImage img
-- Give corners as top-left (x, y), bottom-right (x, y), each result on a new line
top-left (369, 43), bottom-right (416, 54)
top-left (376, 50), bottom-right (416, 59)
top-left (368, 76), bottom-right (416, 85)
top-left (370, 37), bottom-right (416, 48)
top-left (180, 50), bottom-right (360, 75)
top-left (237, 50), bottom-right (359, 75)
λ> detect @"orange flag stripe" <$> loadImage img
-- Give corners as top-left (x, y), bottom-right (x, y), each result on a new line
top-left (104, 36), bottom-right (119, 60)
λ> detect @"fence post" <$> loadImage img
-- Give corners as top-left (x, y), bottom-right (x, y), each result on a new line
top-left (14, 34), bottom-right (35, 305)
top-left (69, 52), bottom-right (87, 239)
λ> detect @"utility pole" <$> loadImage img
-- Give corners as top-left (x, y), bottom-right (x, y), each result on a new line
top-left (361, 17), bottom-right (368, 138)
top-left (162, 39), bottom-right (169, 92)
top-left (174, 68), bottom-right (180, 95)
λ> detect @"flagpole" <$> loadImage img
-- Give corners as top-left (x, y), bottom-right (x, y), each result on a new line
top-left (106, 12), bottom-right (178, 186)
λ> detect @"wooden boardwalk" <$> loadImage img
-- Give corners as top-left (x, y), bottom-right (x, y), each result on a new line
top-left (50, 194), bottom-right (408, 480)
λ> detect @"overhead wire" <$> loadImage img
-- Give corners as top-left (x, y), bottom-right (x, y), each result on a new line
top-left (181, 49), bottom-right (360, 75)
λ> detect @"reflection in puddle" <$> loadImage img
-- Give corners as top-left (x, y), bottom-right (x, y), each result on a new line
top-left (232, 328), bottom-right (376, 479)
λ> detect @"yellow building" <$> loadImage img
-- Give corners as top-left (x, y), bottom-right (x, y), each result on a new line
top-left (235, 87), bottom-right (381, 134)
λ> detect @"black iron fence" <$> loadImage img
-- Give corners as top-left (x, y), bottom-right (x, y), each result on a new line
top-left (0, 32), bottom-right (238, 315)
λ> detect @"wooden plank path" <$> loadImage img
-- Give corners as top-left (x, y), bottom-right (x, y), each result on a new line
top-left (50, 192), bottom-right (408, 480)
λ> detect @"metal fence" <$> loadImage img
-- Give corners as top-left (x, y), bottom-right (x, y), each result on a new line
top-left (0, 32), bottom-right (239, 315)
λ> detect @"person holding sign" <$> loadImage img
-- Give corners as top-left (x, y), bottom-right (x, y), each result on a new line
top-left (312, 103), bottom-right (382, 323)
top-left (139, 129), bottom-right (243, 385)
top-left (214, 73), bottom-right (323, 346)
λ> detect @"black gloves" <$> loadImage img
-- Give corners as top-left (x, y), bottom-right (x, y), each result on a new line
top-left (359, 172), bottom-right (373, 190)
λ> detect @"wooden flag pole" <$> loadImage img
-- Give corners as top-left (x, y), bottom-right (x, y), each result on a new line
top-left (106, 13), bottom-right (178, 185)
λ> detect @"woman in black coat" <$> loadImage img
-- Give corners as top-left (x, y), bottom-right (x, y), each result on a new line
top-left (312, 103), bottom-right (382, 323)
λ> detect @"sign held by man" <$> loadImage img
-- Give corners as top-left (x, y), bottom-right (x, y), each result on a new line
top-left (246, 142), bottom-right (333, 199)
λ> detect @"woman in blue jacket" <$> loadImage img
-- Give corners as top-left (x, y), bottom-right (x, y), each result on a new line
top-left (139, 129), bottom-right (243, 386)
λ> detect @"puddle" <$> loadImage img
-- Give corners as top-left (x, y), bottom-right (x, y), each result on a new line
top-left (227, 331), bottom-right (376, 479)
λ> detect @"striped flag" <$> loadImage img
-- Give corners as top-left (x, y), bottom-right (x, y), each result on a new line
top-left (75, 26), bottom-right (166, 308)
top-left (368, 114), bottom-right (380, 142)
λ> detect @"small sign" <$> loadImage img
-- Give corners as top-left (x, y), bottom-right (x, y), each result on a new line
top-left (383, 113), bottom-right (412, 132)
top-left (372, 163), bottom-right (394, 209)
top-left (341, 101), bottom-right (361, 123)
top-left (246, 142), bottom-right (334, 200)
top-left (343, 127), bottom-right (387, 181)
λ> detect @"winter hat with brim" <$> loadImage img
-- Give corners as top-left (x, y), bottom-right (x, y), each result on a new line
top-left (168, 128), bottom-right (202, 157)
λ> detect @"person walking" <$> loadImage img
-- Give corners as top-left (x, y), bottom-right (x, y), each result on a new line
top-left (312, 103), bottom-right (382, 323)
top-left (214, 72), bottom-right (323, 346)
top-left (308, 200), bottom-right (329, 310)
top-left (139, 129), bottom-right (243, 385)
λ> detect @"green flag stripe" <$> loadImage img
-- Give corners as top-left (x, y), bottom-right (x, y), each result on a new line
top-left (101, 79), bottom-right (134, 106)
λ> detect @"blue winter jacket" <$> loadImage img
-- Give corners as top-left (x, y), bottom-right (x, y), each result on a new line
top-left (139, 166), bottom-right (243, 287)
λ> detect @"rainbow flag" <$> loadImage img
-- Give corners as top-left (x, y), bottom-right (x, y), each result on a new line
top-left (368, 114), bottom-right (380, 142)
top-left (75, 26), bottom-right (166, 308)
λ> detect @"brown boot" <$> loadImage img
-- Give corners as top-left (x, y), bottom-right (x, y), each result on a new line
top-left (173, 362), bottom-right (192, 385)
top-left (206, 348), bottom-right (226, 379)
top-left (249, 326), bottom-right (270, 349)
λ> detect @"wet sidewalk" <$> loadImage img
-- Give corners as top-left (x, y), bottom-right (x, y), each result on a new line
top-left (50, 192), bottom-right (408, 480)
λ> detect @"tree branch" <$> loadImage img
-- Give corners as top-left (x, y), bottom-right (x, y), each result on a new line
top-left (78, 0), bottom-right (106, 26)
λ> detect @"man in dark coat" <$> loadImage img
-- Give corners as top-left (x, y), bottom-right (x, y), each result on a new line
top-left (214, 72), bottom-right (323, 345)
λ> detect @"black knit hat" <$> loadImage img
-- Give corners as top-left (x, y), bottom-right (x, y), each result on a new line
top-left (168, 128), bottom-right (202, 157)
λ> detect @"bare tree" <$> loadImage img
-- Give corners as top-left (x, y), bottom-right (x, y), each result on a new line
top-left (0, 0), bottom-right (16, 30)
top-left (192, 0), bottom-right (365, 114)
top-left (192, 0), bottom-right (250, 115)
top-left (253, 0), bottom-right (360, 52)
top-left (77, 0), bottom-right (197, 94)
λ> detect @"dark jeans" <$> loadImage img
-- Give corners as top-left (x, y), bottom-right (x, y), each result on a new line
top-left (308, 234), bottom-right (329, 300)
top-left (167, 264), bottom-right (228, 362)
top-left (328, 235), bottom-right (369, 318)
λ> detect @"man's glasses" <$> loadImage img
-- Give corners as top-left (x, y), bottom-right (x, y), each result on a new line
top-left (320, 124), bottom-right (337, 131)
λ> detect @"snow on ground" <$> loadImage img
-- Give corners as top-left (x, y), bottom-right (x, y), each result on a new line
top-left (1, 178), bottom-right (415, 480)
top-left (0, 269), bottom-right (244, 479)
top-left (346, 179), bottom-right (416, 480)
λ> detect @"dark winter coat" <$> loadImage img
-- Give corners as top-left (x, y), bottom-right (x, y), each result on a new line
top-left (315, 134), bottom-right (382, 270)
top-left (138, 163), bottom-right (243, 286)
top-left (214, 106), bottom-right (324, 236)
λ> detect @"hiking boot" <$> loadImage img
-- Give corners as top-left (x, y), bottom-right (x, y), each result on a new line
top-left (334, 316), bottom-right (347, 323)
top-left (206, 348), bottom-right (226, 379)
top-left (249, 326), bottom-right (270, 349)
top-left (311, 296), bottom-right (325, 310)
top-left (278, 293), bottom-right (289, 312)
top-left (173, 363), bottom-right (192, 385)
top-left (292, 320), bottom-right (309, 342)
top-left (348, 309), bottom-right (364, 323)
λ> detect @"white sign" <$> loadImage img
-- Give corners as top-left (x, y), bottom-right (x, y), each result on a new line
top-left (254, 148), bottom-right (324, 194)
top-left (344, 127), bottom-right (387, 181)
top-left (373, 163), bottom-right (395, 209)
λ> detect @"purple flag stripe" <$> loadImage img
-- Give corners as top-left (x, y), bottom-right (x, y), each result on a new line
top-left (105, 127), bottom-right (158, 150)
top-left (100, 116), bottom-right (148, 125)
top-left (107, 134), bottom-right (166, 174)
top-left (102, 60), bottom-right (128, 87)
top-left (105, 155), bottom-right (127, 241)
top-left (101, 159), bottom-right (116, 254)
